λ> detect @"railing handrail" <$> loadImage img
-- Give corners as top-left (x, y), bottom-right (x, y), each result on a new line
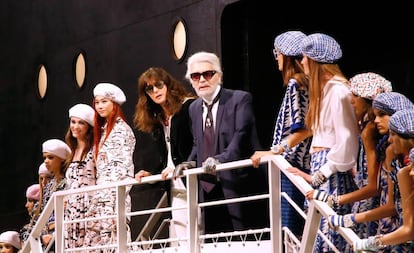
top-left (21, 155), bottom-right (361, 253)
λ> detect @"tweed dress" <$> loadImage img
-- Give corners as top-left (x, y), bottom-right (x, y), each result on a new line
top-left (64, 149), bottom-right (96, 251)
top-left (88, 118), bottom-right (135, 252)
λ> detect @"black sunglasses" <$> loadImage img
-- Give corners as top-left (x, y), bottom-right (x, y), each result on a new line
top-left (190, 70), bottom-right (216, 82)
top-left (145, 81), bottom-right (165, 94)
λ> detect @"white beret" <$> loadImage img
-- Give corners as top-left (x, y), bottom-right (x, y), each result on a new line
top-left (69, 103), bottom-right (95, 127)
top-left (42, 139), bottom-right (72, 160)
top-left (38, 162), bottom-right (51, 176)
top-left (26, 184), bottom-right (40, 201)
top-left (93, 82), bottom-right (126, 105)
top-left (0, 231), bottom-right (21, 249)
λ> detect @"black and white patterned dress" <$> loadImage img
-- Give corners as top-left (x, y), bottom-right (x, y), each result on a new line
top-left (64, 149), bottom-right (96, 251)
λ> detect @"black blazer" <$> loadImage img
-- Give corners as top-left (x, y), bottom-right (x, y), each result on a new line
top-left (187, 88), bottom-right (265, 199)
top-left (134, 98), bottom-right (195, 203)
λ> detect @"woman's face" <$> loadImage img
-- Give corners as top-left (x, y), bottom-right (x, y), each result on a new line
top-left (39, 173), bottom-right (52, 188)
top-left (0, 243), bottom-right (15, 253)
top-left (70, 116), bottom-right (90, 140)
top-left (145, 79), bottom-right (167, 105)
top-left (350, 95), bottom-right (370, 122)
top-left (373, 109), bottom-right (390, 135)
top-left (388, 131), bottom-right (411, 157)
top-left (273, 49), bottom-right (283, 71)
top-left (25, 199), bottom-right (35, 214)
top-left (43, 152), bottom-right (64, 176)
top-left (94, 96), bottom-right (114, 119)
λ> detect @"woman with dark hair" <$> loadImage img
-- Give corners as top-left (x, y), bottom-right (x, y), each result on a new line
top-left (64, 103), bottom-right (97, 250)
top-left (40, 138), bottom-right (72, 251)
top-left (354, 109), bottom-right (414, 251)
top-left (0, 231), bottom-right (22, 253)
top-left (133, 67), bottom-right (196, 246)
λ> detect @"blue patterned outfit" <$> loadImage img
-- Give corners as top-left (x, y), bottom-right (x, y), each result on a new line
top-left (272, 78), bottom-right (311, 235)
top-left (382, 158), bottom-right (414, 252)
top-left (351, 123), bottom-right (380, 238)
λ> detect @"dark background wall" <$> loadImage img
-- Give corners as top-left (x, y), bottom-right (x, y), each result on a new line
top-left (1, 0), bottom-right (413, 235)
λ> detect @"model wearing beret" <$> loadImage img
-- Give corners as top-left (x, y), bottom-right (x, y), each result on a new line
top-left (20, 184), bottom-right (40, 245)
top-left (373, 91), bottom-right (414, 116)
top-left (68, 103), bottom-right (95, 127)
top-left (288, 33), bottom-right (360, 252)
top-left (251, 30), bottom-right (312, 236)
top-left (37, 162), bottom-right (52, 189)
top-left (38, 138), bottom-right (71, 250)
top-left (91, 82), bottom-right (136, 247)
top-left (0, 231), bottom-right (21, 252)
top-left (311, 72), bottom-right (392, 239)
top-left (20, 163), bottom-right (52, 246)
top-left (63, 103), bottom-right (97, 250)
top-left (354, 109), bottom-right (414, 251)
top-left (331, 92), bottom-right (414, 252)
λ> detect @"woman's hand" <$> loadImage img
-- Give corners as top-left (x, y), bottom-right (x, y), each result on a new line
top-left (134, 170), bottom-right (152, 183)
top-left (250, 150), bottom-right (274, 168)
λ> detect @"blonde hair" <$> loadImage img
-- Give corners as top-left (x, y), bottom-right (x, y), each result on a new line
top-left (305, 59), bottom-right (347, 129)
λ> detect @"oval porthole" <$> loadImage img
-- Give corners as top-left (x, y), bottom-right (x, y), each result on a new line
top-left (74, 52), bottom-right (86, 88)
top-left (172, 18), bottom-right (188, 62)
top-left (37, 64), bottom-right (47, 99)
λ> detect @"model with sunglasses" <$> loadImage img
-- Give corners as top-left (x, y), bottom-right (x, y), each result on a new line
top-left (174, 51), bottom-right (268, 236)
top-left (133, 67), bottom-right (197, 246)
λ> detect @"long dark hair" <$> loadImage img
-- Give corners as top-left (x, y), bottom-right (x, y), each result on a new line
top-left (133, 67), bottom-right (196, 133)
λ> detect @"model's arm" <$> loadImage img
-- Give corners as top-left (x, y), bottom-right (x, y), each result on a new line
top-left (354, 165), bottom-right (414, 252)
top-left (338, 121), bottom-right (380, 205)
top-left (251, 129), bottom-right (312, 168)
top-left (380, 166), bottom-right (414, 245)
top-left (354, 175), bottom-right (397, 223)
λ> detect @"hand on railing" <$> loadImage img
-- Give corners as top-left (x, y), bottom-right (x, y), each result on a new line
top-left (172, 161), bottom-right (196, 179)
top-left (250, 150), bottom-right (275, 168)
top-left (308, 190), bottom-right (339, 208)
top-left (311, 170), bottom-right (328, 188)
top-left (353, 235), bottom-right (385, 252)
top-left (328, 213), bottom-right (355, 228)
top-left (135, 170), bottom-right (152, 183)
top-left (202, 157), bottom-right (220, 174)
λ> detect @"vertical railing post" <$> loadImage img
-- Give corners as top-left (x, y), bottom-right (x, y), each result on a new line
top-left (299, 201), bottom-right (321, 253)
top-left (116, 184), bottom-right (128, 252)
top-left (54, 193), bottom-right (65, 252)
top-left (187, 172), bottom-right (200, 253)
top-left (268, 158), bottom-right (283, 253)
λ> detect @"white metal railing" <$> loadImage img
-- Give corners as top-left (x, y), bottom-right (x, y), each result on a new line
top-left (21, 155), bottom-right (360, 253)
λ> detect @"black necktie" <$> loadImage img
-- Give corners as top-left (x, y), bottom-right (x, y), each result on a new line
top-left (200, 94), bottom-right (220, 161)
top-left (199, 94), bottom-right (220, 193)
